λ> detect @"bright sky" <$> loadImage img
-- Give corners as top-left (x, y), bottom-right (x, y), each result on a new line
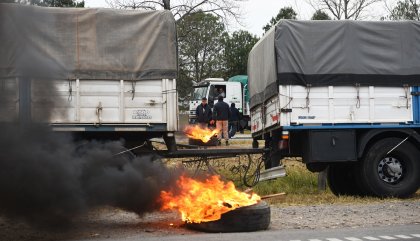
top-left (85, 0), bottom-right (393, 37)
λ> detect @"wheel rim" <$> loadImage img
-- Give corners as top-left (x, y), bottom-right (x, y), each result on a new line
top-left (377, 157), bottom-right (403, 184)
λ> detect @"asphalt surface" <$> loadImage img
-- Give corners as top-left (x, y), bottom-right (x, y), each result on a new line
top-left (80, 224), bottom-right (420, 241)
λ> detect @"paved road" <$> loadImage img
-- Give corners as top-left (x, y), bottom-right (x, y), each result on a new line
top-left (83, 224), bottom-right (420, 241)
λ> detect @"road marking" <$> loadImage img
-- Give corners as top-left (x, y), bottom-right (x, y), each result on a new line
top-left (327, 238), bottom-right (343, 241)
top-left (411, 234), bottom-right (420, 238)
top-left (345, 238), bottom-right (363, 241)
top-left (309, 239), bottom-right (323, 241)
top-left (378, 236), bottom-right (396, 240)
top-left (363, 236), bottom-right (381, 240)
top-left (394, 235), bottom-right (413, 239)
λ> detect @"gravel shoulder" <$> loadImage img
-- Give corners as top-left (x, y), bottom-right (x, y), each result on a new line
top-left (0, 200), bottom-right (419, 241)
top-left (270, 200), bottom-right (420, 230)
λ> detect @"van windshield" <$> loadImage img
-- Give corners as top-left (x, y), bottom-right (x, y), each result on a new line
top-left (192, 86), bottom-right (208, 100)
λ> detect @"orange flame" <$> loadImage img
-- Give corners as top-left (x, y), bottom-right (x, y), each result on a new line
top-left (184, 125), bottom-right (219, 143)
top-left (160, 175), bottom-right (261, 223)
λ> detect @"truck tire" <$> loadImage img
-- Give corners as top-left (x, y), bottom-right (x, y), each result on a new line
top-left (327, 163), bottom-right (361, 196)
top-left (186, 201), bottom-right (270, 232)
top-left (263, 132), bottom-right (281, 169)
top-left (359, 138), bottom-right (420, 198)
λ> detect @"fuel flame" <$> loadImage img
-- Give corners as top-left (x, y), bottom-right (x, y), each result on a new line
top-left (184, 125), bottom-right (218, 143)
top-left (160, 175), bottom-right (261, 223)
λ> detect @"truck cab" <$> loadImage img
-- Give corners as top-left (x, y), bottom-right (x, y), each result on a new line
top-left (188, 78), bottom-right (243, 124)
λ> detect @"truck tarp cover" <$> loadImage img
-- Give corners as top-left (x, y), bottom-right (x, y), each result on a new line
top-left (248, 20), bottom-right (420, 108)
top-left (0, 4), bottom-right (177, 80)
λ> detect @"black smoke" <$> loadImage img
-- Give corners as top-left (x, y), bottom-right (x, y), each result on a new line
top-left (0, 122), bottom-right (178, 228)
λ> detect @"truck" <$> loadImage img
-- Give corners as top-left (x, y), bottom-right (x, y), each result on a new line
top-left (0, 4), bottom-right (179, 151)
top-left (188, 76), bottom-right (250, 129)
top-left (0, 3), bottom-right (285, 188)
top-left (248, 20), bottom-right (420, 198)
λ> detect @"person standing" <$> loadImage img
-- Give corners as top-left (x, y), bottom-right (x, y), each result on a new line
top-left (212, 96), bottom-right (231, 145)
top-left (229, 103), bottom-right (240, 138)
top-left (195, 97), bottom-right (212, 128)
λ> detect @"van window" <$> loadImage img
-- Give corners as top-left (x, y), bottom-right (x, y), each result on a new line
top-left (192, 86), bottom-right (208, 100)
top-left (214, 85), bottom-right (226, 97)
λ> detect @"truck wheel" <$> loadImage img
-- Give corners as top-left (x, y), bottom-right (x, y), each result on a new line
top-left (359, 138), bottom-right (420, 198)
top-left (252, 139), bottom-right (259, 148)
top-left (163, 134), bottom-right (177, 152)
top-left (263, 133), bottom-right (281, 169)
top-left (327, 163), bottom-right (361, 196)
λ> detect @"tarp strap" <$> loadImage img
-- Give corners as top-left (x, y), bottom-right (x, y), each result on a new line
top-left (131, 81), bottom-right (136, 100)
top-left (404, 84), bottom-right (410, 109)
top-left (305, 84), bottom-right (311, 113)
top-left (355, 83), bottom-right (361, 109)
top-left (68, 79), bottom-right (73, 102)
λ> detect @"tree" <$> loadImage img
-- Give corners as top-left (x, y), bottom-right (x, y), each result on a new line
top-left (386, 0), bottom-right (419, 20)
top-left (311, 9), bottom-right (331, 20)
top-left (36, 0), bottom-right (84, 7)
top-left (263, 7), bottom-right (297, 32)
top-left (106, 0), bottom-right (243, 23)
top-left (177, 12), bottom-right (227, 100)
top-left (6, 0), bottom-right (84, 7)
top-left (310, 0), bottom-right (380, 20)
top-left (222, 30), bottom-right (259, 78)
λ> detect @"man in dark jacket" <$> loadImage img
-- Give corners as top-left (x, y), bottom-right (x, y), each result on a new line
top-left (212, 95), bottom-right (231, 145)
top-left (195, 97), bottom-right (212, 128)
top-left (229, 103), bottom-right (240, 138)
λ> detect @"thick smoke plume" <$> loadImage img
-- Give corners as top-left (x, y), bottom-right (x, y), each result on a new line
top-left (0, 122), bottom-right (178, 227)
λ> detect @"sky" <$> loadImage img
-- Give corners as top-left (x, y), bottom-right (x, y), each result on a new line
top-left (84, 0), bottom-right (393, 37)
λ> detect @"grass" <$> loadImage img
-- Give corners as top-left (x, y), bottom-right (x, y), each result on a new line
top-left (161, 135), bottom-right (420, 207)
top-left (251, 159), bottom-right (420, 206)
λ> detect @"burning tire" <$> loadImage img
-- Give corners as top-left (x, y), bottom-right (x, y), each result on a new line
top-left (186, 201), bottom-right (270, 233)
top-left (188, 137), bottom-right (219, 146)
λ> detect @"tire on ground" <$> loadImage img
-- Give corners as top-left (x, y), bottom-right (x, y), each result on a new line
top-left (188, 137), bottom-right (219, 146)
top-left (359, 137), bottom-right (420, 198)
top-left (327, 163), bottom-right (362, 196)
top-left (186, 201), bottom-right (270, 232)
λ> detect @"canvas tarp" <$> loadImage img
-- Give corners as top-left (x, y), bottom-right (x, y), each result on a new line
top-left (0, 3), bottom-right (177, 80)
top-left (248, 20), bottom-right (420, 109)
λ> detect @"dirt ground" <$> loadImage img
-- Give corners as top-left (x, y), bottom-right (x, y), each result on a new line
top-left (1, 199), bottom-right (419, 241)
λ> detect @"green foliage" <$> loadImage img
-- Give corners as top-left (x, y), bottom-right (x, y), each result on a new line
top-left (177, 13), bottom-right (258, 104)
top-left (311, 10), bottom-right (331, 20)
top-left (177, 12), bottom-right (226, 100)
top-left (263, 7), bottom-right (297, 33)
top-left (387, 0), bottom-right (419, 20)
top-left (222, 30), bottom-right (259, 79)
top-left (30, 0), bottom-right (84, 7)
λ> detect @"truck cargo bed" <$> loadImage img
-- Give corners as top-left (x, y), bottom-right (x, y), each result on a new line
top-left (251, 85), bottom-right (420, 135)
top-left (0, 78), bottom-right (178, 132)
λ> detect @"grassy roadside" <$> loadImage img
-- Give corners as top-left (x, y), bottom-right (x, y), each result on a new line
top-left (252, 159), bottom-right (420, 206)
top-left (164, 137), bottom-right (420, 207)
